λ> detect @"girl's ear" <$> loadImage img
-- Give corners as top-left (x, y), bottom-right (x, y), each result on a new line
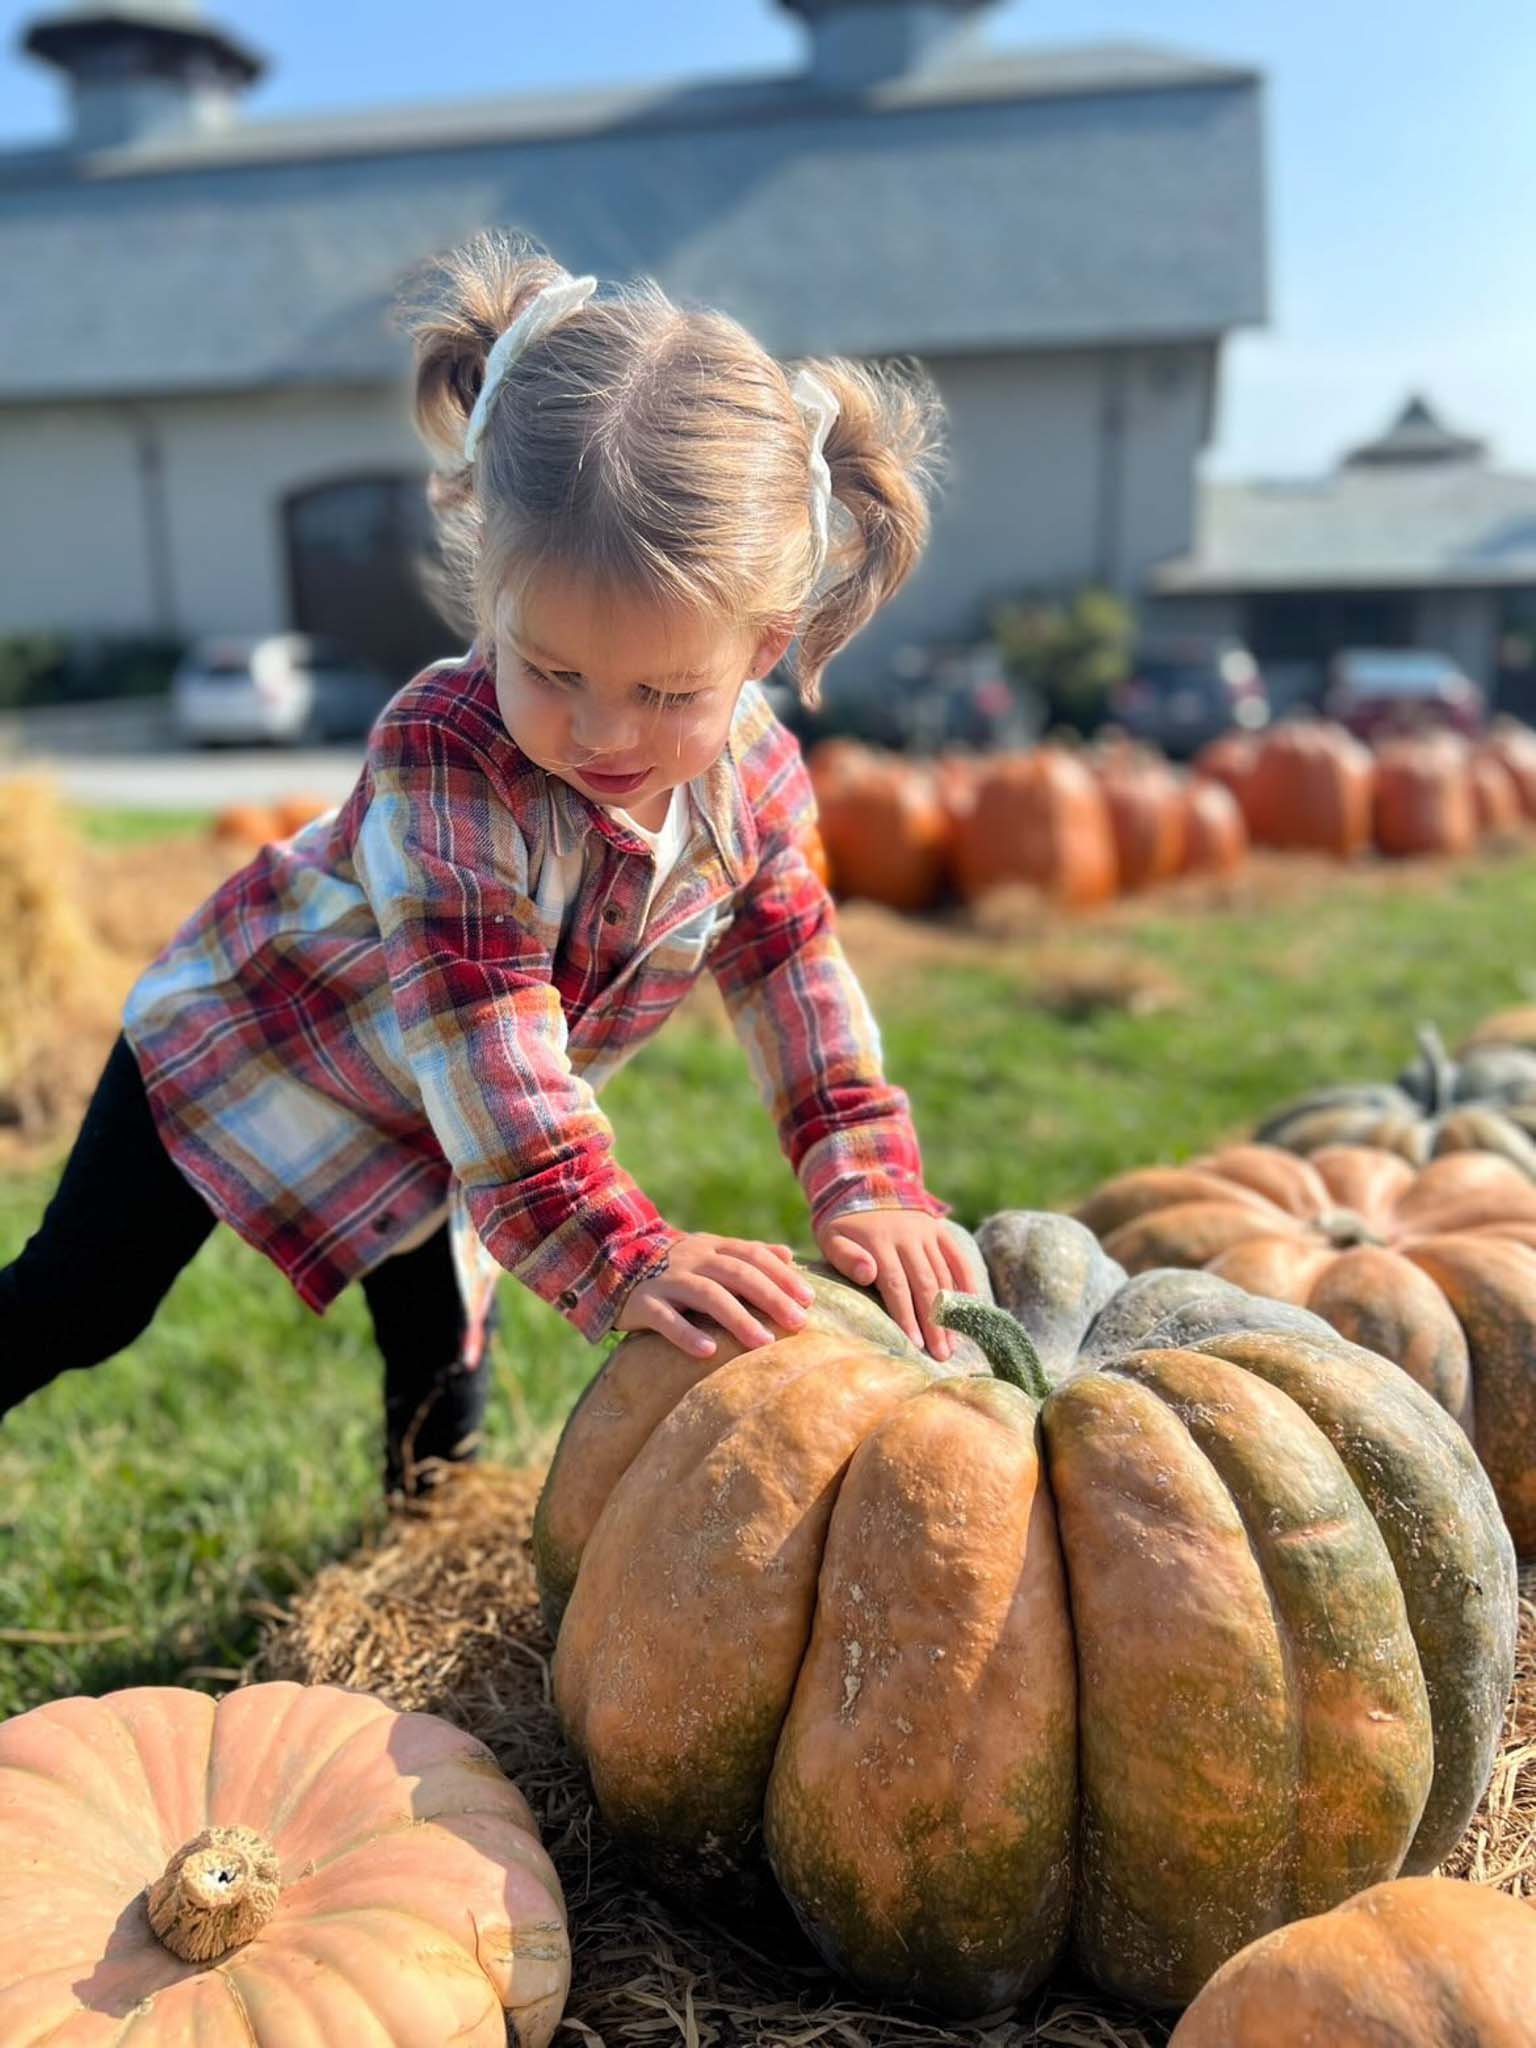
top-left (748, 620), bottom-right (796, 681)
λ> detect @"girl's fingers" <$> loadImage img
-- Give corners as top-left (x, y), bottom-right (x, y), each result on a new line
top-left (910, 1245), bottom-right (953, 1361)
top-left (825, 1233), bottom-right (878, 1286)
top-left (669, 1275), bottom-right (774, 1351)
top-left (640, 1295), bottom-right (717, 1358)
top-left (874, 1253), bottom-right (921, 1350)
top-left (728, 1240), bottom-right (816, 1301)
top-left (710, 1254), bottom-right (809, 1331)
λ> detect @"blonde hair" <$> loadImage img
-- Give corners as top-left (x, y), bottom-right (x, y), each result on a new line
top-left (400, 229), bottom-right (942, 703)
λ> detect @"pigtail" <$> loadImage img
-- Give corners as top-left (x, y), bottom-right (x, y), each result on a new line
top-left (396, 231), bottom-right (569, 636)
top-left (792, 356), bottom-right (945, 704)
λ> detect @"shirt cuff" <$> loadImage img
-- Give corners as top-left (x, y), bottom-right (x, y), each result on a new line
top-left (479, 1193), bottom-right (683, 1343)
top-left (799, 1125), bottom-right (949, 1231)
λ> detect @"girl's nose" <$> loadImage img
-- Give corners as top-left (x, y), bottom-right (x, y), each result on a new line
top-left (572, 705), bottom-right (643, 759)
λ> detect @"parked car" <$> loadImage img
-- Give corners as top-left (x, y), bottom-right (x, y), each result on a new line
top-left (1110, 638), bottom-right (1269, 757)
top-left (791, 640), bottom-right (1042, 754)
top-left (170, 635), bottom-right (392, 746)
top-left (1324, 647), bottom-right (1486, 741)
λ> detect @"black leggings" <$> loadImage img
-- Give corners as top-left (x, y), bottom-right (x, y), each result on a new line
top-left (0, 1035), bottom-right (492, 1493)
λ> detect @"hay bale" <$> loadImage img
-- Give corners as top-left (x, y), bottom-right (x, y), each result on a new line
top-left (0, 777), bottom-right (112, 1137)
top-left (256, 1463), bottom-right (1534, 2043)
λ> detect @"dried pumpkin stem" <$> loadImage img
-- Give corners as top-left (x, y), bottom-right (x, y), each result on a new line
top-left (146, 1825), bottom-right (281, 1963)
top-left (933, 1291), bottom-right (1053, 1403)
top-left (1318, 1207), bottom-right (1384, 1250)
top-left (1415, 1022), bottom-right (1455, 1117)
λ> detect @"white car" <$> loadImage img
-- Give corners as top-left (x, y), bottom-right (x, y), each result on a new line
top-left (170, 635), bottom-right (391, 746)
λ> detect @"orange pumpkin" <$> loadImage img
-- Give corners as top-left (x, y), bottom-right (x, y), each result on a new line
top-left (1245, 723), bottom-right (1376, 857)
top-left (1463, 1005), bottom-right (1536, 1054)
top-left (212, 803), bottom-right (277, 848)
top-left (1093, 742), bottom-right (1186, 891)
top-left (0, 1680), bottom-right (569, 2045)
top-left (1193, 729), bottom-right (1262, 816)
top-left (1170, 1877), bottom-right (1536, 2047)
top-left (947, 747), bottom-right (1118, 906)
top-left (1373, 732), bottom-right (1478, 858)
top-left (272, 792), bottom-right (335, 839)
top-left (1078, 1142), bottom-right (1536, 1555)
top-left (1470, 749), bottom-right (1525, 836)
top-left (1180, 775), bottom-right (1248, 876)
top-left (807, 743), bottom-right (947, 911)
top-left (1481, 717), bottom-right (1536, 819)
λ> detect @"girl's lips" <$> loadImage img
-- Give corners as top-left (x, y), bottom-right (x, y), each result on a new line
top-left (578, 766), bottom-right (650, 795)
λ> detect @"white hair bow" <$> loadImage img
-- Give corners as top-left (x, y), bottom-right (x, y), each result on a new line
top-left (463, 273), bottom-right (597, 464)
top-left (792, 366), bottom-right (857, 581)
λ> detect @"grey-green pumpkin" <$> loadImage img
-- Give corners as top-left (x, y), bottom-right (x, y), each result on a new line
top-left (1257, 1024), bottom-right (1536, 1175)
top-left (538, 1211), bottom-right (1518, 2016)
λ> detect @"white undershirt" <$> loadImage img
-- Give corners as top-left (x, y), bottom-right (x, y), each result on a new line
top-left (620, 787), bottom-right (693, 925)
top-left (547, 785), bottom-right (694, 932)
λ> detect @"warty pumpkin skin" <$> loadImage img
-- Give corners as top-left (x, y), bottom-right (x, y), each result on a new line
top-left (543, 1216), bottom-right (1516, 2016)
top-left (0, 1680), bottom-right (569, 2047)
top-left (1077, 1141), bottom-right (1536, 1556)
top-left (1169, 1876), bottom-right (1536, 2047)
top-left (1256, 1023), bottom-right (1536, 1177)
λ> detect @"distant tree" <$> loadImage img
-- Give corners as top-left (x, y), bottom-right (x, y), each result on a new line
top-left (991, 586), bottom-right (1134, 734)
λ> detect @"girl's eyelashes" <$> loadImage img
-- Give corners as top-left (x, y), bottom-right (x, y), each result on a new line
top-left (638, 684), bottom-right (706, 711)
top-left (519, 658), bottom-right (702, 714)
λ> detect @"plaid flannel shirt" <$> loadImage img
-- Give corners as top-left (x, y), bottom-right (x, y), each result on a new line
top-left (124, 657), bottom-right (941, 1353)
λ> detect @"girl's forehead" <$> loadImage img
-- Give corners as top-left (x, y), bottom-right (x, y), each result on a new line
top-left (504, 573), bottom-right (748, 684)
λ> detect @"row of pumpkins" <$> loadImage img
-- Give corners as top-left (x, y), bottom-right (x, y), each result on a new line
top-left (7, 1016), bottom-right (1536, 2041)
top-left (811, 716), bottom-right (1536, 914)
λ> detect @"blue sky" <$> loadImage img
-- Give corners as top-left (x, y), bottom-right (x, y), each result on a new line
top-left (3, 0), bottom-right (1532, 478)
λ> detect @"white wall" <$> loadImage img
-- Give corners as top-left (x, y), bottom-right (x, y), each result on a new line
top-left (0, 344), bottom-right (1213, 681)
top-left (844, 341), bottom-right (1214, 682)
top-left (0, 386), bottom-right (420, 640)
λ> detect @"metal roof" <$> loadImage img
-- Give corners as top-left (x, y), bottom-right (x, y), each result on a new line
top-left (0, 39), bottom-right (1266, 401)
top-left (1154, 452), bottom-right (1536, 595)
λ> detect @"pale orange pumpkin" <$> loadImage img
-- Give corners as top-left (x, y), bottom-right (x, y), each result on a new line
top-left (0, 1680), bottom-right (569, 2046)
top-left (1170, 1876), bottom-right (1536, 2047)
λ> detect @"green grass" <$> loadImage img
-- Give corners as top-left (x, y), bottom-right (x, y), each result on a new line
top-left (73, 807), bottom-right (213, 846)
top-left (5, 851), bottom-right (1536, 1717)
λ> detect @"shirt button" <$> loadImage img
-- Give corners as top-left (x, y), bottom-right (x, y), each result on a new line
top-left (372, 1210), bottom-right (396, 1234)
top-left (602, 904), bottom-right (623, 925)
top-left (557, 1289), bottom-right (579, 1311)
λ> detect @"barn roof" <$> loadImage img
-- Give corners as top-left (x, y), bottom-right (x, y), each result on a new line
top-left (0, 39), bottom-right (1266, 402)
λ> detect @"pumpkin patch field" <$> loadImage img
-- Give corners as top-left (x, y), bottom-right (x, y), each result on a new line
top-left (4, 803), bottom-right (1536, 2045)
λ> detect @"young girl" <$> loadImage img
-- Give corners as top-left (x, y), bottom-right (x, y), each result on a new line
top-left (0, 231), bottom-right (969, 1491)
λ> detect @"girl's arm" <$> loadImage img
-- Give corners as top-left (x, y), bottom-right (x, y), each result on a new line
top-left (708, 723), bottom-right (947, 1241)
top-left (349, 709), bottom-right (681, 1341)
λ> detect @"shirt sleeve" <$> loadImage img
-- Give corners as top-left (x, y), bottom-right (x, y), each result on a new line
top-left (350, 712), bottom-right (679, 1340)
top-left (708, 745), bottom-right (947, 1231)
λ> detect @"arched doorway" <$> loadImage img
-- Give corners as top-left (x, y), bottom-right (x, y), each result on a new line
top-left (283, 474), bottom-right (455, 686)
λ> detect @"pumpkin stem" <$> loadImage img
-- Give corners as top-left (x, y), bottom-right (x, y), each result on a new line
top-left (934, 1292), bottom-right (1052, 1403)
top-left (1414, 1023), bottom-right (1455, 1116)
top-left (146, 1825), bottom-right (281, 1963)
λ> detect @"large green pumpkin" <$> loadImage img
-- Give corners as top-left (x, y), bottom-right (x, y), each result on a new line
top-left (538, 1219), bottom-right (1517, 2016)
top-left (1257, 1024), bottom-right (1536, 1175)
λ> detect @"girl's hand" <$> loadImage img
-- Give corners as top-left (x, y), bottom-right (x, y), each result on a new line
top-left (616, 1233), bottom-right (818, 1358)
top-left (816, 1210), bottom-right (975, 1361)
